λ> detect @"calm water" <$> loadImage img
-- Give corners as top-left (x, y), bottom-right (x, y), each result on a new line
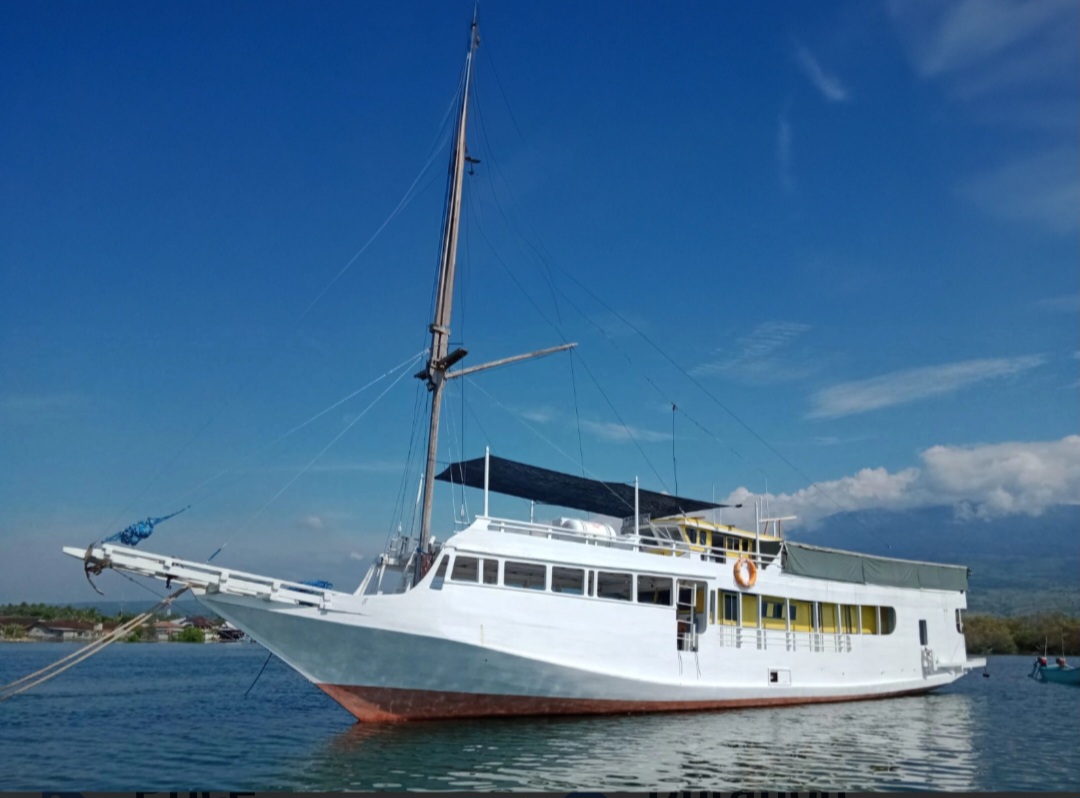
top-left (1, 644), bottom-right (1077, 792)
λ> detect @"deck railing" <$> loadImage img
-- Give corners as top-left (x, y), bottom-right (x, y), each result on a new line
top-left (479, 515), bottom-right (773, 567)
top-left (714, 625), bottom-right (854, 653)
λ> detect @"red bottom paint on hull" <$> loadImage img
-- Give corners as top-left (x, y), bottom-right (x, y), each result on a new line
top-left (318, 683), bottom-right (936, 723)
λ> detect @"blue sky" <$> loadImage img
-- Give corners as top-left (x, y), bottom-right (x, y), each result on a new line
top-left (2, 1), bottom-right (1077, 603)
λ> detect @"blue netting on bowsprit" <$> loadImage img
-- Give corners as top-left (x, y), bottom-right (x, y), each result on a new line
top-left (301, 580), bottom-right (334, 589)
top-left (104, 506), bottom-right (189, 547)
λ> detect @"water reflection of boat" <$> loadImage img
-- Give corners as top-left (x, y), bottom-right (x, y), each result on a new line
top-left (1030, 657), bottom-right (1080, 687)
top-left (293, 694), bottom-right (978, 792)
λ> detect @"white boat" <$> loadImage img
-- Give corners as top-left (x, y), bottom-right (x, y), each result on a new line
top-left (65, 13), bottom-right (984, 722)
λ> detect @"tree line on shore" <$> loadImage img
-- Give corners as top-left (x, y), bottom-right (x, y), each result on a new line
top-left (962, 612), bottom-right (1080, 656)
top-left (0, 602), bottom-right (215, 643)
top-left (5, 602), bottom-right (1078, 656)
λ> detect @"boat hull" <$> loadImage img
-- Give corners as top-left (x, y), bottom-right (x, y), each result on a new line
top-left (194, 588), bottom-right (966, 723)
top-left (318, 682), bottom-right (938, 722)
top-left (1033, 666), bottom-right (1080, 687)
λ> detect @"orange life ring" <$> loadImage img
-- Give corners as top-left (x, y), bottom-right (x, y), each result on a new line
top-left (733, 556), bottom-right (757, 588)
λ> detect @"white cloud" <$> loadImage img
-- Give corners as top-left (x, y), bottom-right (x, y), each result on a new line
top-left (520, 406), bottom-right (556, 424)
top-left (808, 355), bottom-right (1045, 419)
top-left (695, 320), bottom-right (812, 383)
top-left (888, 0), bottom-right (1078, 234)
top-left (299, 515), bottom-right (325, 531)
top-left (1032, 294), bottom-right (1080, 313)
top-left (793, 42), bottom-right (851, 103)
top-left (581, 419), bottom-right (668, 444)
top-left (348, 551), bottom-right (365, 562)
top-left (0, 393), bottom-right (85, 425)
top-left (959, 148), bottom-right (1080, 234)
top-left (722, 435), bottom-right (1080, 527)
top-left (889, 0), bottom-right (1076, 86)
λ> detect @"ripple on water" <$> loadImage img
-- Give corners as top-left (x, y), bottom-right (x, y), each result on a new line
top-left (1, 647), bottom-right (1077, 791)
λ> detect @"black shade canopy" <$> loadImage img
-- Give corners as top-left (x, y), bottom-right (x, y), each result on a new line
top-left (435, 455), bottom-right (726, 519)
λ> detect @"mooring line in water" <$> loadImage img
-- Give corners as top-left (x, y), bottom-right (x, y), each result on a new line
top-left (243, 650), bottom-right (275, 697)
top-left (0, 586), bottom-right (190, 703)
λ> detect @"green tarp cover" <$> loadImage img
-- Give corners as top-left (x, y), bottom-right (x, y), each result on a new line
top-left (783, 541), bottom-right (968, 592)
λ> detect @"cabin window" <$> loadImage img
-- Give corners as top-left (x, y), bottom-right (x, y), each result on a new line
top-left (841, 604), bottom-right (858, 634)
top-left (504, 561), bottom-right (546, 591)
top-left (721, 591), bottom-right (739, 625)
top-left (955, 609), bottom-right (963, 633)
top-left (919, 619), bottom-right (928, 646)
top-left (710, 542), bottom-right (726, 563)
top-left (637, 575), bottom-right (673, 605)
top-left (450, 556), bottom-right (479, 583)
top-left (742, 538), bottom-right (751, 552)
top-left (762, 596), bottom-right (786, 630)
top-left (709, 590), bottom-right (716, 623)
top-left (881, 606), bottom-right (896, 635)
top-left (429, 555), bottom-right (448, 590)
top-left (860, 605), bottom-right (879, 635)
top-left (597, 571), bottom-right (632, 601)
top-left (551, 566), bottom-right (585, 595)
top-left (482, 558), bottom-right (498, 585)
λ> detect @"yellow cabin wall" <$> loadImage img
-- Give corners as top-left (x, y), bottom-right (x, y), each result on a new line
top-left (789, 599), bottom-right (813, 632)
top-left (741, 594), bottom-right (759, 627)
top-left (861, 605), bottom-right (878, 634)
top-left (820, 603), bottom-right (838, 633)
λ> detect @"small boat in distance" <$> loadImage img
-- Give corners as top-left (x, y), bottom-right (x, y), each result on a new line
top-left (64, 13), bottom-right (985, 722)
top-left (1030, 656), bottom-right (1080, 688)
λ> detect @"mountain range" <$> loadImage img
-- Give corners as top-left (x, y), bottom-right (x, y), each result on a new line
top-left (792, 504), bottom-right (1079, 615)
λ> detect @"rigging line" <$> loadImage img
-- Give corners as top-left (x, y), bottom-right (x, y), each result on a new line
top-left (462, 392), bottom-right (493, 447)
top-left (208, 355), bottom-right (420, 561)
top-left (300, 71), bottom-right (466, 321)
top-left (572, 352), bottom-right (669, 491)
top-left (469, 88), bottom-right (564, 326)
top-left (112, 567), bottom-right (169, 600)
top-left (672, 403), bottom-right (679, 496)
top-left (568, 350), bottom-right (586, 479)
top-left (466, 209), bottom-right (665, 490)
top-left (548, 268), bottom-right (777, 470)
top-left (174, 348), bottom-right (428, 509)
top-left (424, 60), bottom-right (474, 330)
top-left (440, 390), bottom-right (468, 524)
top-left (1, 613), bottom-right (153, 700)
top-left (465, 377), bottom-right (650, 519)
top-left (384, 378), bottom-right (428, 547)
top-left (388, 384), bottom-right (425, 534)
top-left (547, 266), bottom-right (836, 491)
top-left (0, 586), bottom-right (189, 701)
top-left (466, 101), bottom-right (759, 486)
top-left (475, 42), bottom-right (817, 512)
top-left (91, 414), bottom-right (218, 542)
top-left (93, 81), bottom-right (463, 541)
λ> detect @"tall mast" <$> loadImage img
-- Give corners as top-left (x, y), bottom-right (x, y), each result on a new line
top-left (416, 12), bottom-right (479, 578)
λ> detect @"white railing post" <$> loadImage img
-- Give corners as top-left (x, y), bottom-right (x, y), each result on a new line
top-left (634, 477), bottom-right (640, 537)
top-left (483, 446), bottom-right (490, 517)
